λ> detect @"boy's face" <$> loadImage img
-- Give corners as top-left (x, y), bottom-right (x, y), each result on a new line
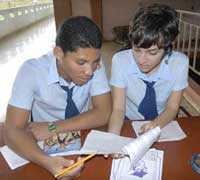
top-left (132, 45), bottom-right (165, 75)
top-left (55, 47), bottom-right (100, 85)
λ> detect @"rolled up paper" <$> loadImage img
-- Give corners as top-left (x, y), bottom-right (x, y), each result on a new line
top-left (123, 126), bottom-right (161, 169)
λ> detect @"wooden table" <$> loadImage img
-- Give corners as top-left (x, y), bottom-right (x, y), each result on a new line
top-left (1, 116), bottom-right (200, 180)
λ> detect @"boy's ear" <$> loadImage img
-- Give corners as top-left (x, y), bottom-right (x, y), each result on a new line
top-left (96, 63), bottom-right (101, 69)
top-left (53, 46), bottom-right (64, 60)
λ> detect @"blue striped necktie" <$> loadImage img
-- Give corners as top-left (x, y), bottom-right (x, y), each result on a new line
top-left (60, 86), bottom-right (80, 119)
top-left (138, 80), bottom-right (158, 120)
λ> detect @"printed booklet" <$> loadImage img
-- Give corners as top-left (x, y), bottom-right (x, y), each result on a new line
top-left (39, 131), bottom-right (81, 155)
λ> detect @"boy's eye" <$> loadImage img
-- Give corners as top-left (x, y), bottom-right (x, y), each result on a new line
top-left (148, 50), bottom-right (159, 55)
top-left (76, 60), bottom-right (85, 65)
top-left (149, 51), bottom-right (158, 55)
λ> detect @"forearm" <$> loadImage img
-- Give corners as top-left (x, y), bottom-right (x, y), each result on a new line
top-left (54, 93), bottom-right (112, 132)
top-left (4, 126), bottom-right (50, 167)
top-left (108, 109), bottom-right (125, 135)
top-left (56, 108), bottom-right (110, 132)
top-left (153, 90), bottom-right (183, 128)
top-left (153, 105), bottom-right (179, 128)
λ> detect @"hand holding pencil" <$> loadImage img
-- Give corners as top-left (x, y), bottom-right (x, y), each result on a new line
top-left (44, 156), bottom-right (85, 180)
top-left (54, 154), bottom-right (96, 178)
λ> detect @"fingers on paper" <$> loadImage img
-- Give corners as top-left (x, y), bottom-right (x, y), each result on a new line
top-left (139, 121), bottom-right (157, 134)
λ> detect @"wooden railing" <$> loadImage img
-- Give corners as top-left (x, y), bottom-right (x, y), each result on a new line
top-left (176, 10), bottom-right (200, 77)
top-left (176, 10), bottom-right (200, 115)
top-left (0, 2), bottom-right (53, 39)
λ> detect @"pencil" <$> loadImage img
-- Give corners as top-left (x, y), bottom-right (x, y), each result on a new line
top-left (54, 153), bottom-right (96, 178)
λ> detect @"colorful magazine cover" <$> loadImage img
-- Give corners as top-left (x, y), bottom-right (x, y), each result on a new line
top-left (40, 131), bottom-right (81, 154)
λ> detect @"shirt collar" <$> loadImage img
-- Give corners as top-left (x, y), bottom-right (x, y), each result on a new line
top-left (156, 55), bottom-right (173, 82)
top-left (47, 54), bottom-right (60, 85)
top-left (127, 50), bottom-right (173, 82)
top-left (127, 49), bottom-right (138, 74)
top-left (59, 77), bottom-right (76, 88)
top-left (47, 54), bottom-right (76, 88)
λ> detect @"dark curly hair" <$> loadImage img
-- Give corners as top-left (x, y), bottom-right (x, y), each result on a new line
top-left (129, 4), bottom-right (179, 53)
top-left (56, 16), bottom-right (102, 52)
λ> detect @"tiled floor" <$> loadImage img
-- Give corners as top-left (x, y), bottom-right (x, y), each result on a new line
top-left (0, 18), bottom-right (198, 123)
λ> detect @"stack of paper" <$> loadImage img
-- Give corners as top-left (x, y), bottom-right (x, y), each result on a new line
top-left (80, 127), bottom-right (161, 157)
top-left (110, 149), bottom-right (164, 180)
top-left (132, 120), bottom-right (186, 142)
top-left (80, 128), bottom-right (164, 180)
top-left (110, 127), bottom-right (163, 180)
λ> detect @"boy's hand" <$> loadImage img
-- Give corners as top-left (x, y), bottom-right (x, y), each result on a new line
top-left (139, 121), bottom-right (158, 134)
top-left (28, 122), bottom-right (53, 141)
top-left (45, 156), bottom-right (84, 180)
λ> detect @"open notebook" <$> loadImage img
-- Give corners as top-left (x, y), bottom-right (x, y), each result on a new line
top-left (132, 120), bottom-right (186, 142)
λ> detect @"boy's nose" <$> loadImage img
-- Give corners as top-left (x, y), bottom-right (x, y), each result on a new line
top-left (138, 53), bottom-right (148, 64)
top-left (85, 65), bottom-right (93, 76)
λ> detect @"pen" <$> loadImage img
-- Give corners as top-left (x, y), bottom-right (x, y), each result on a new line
top-left (54, 153), bottom-right (96, 178)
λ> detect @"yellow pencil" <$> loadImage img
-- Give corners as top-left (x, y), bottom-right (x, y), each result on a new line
top-left (54, 153), bottom-right (96, 178)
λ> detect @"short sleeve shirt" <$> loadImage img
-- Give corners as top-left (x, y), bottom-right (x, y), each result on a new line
top-left (110, 49), bottom-right (189, 120)
top-left (9, 52), bottom-right (110, 122)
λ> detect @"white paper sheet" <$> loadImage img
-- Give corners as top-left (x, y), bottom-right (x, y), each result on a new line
top-left (132, 120), bottom-right (186, 142)
top-left (79, 130), bottom-right (135, 155)
top-left (110, 149), bottom-right (164, 180)
top-left (0, 146), bottom-right (29, 169)
top-left (80, 128), bottom-right (160, 156)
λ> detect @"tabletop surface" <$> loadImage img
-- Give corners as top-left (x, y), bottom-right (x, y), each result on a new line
top-left (0, 116), bottom-right (200, 180)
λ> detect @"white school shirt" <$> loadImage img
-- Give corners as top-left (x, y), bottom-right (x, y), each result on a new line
top-left (110, 49), bottom-right (189, 120)
top-left (9, 52), bottom-right (110, 122)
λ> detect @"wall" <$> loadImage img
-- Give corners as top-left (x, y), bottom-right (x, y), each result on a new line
top-left (102, 0), bottom-right (200, 40)
top-left (71, 0), bottom-right (91, 18)
top-left (53, 0), bottom-right (71, 30)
